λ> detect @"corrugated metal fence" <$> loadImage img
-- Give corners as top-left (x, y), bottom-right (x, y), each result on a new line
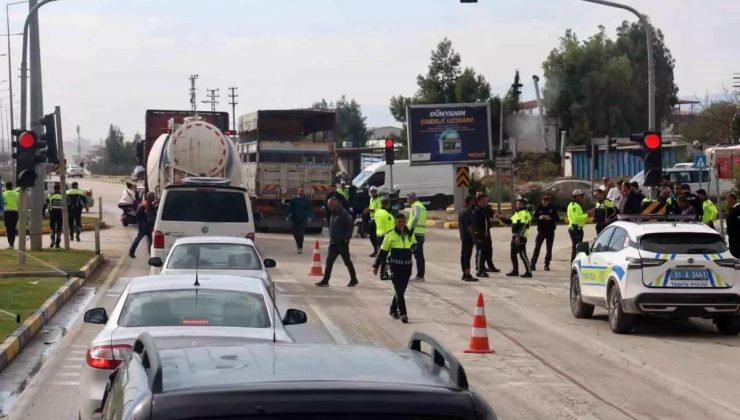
top-left (569, 146), bottom-right (682, 179)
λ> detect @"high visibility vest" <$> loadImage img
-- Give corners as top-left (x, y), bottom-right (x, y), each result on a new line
top-left (47, 193), bottom-right (64, 210)
top-left (67, 188), bottom-right (87, 209)
top-left (374, 208), bottom-right (394, 236)
top-left (594, 199), bottom-right (615, 225)
top-left (368, 195), bottom-right (381, 216)
top-left (702, 200), bottom-right (718, 224)
top-left (409, 200), bottom-right (427, 235)
top-left (2, 190), bottom-right (20, 211)
top-left (510, 209), bottom-right (532, 238)
top-left (567, 202), bottom-right (587, 228)
top-left (337, 187), bottom-right (349, 200)
top-left (379, 228), bottom-right (417, 265)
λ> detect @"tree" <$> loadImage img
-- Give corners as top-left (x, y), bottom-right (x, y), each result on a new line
top-left (679, 101), bottom-right (738, 144)
top-left (312, 96), bottom-right (369, 147)
top-left (542, 22), bottom-right (678, 145)
top-left (88, 125), bottom-right (137, 175)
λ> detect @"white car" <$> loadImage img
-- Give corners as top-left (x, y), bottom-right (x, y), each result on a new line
top-left (77, 274), bottom-right (306, 420)
top-left (149, 236), bottom-right (275, 291)
top-left (67, 165), bottom-right (85, 178)
top-left (570, 219), bottom-right (740, 334)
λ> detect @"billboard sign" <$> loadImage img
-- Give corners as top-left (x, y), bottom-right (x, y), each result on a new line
top-left (407, 103), bottom-right (492, 165)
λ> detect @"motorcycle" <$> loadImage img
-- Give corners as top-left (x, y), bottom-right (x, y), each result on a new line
top-left (118, 202), bottom-right (137, 227)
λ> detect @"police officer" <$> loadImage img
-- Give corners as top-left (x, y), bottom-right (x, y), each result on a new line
top-left (696, 189), bottom-right (718, 229)
top-left (407, 192), bottom-right (426, 281)
top-left (2, 182), bottom-right (20, 248)
top-left (592, 188), bottom-right (616, 234)
top-left (366, 186), bottom-right (381, 257)
top-left (373, 212), bottom-right (416, 324)
top-left (567, 189), bottom-right (588, 262)
top-left (337, 182), bottom-right (350, 202)
top-left (499, 197), bottom-right (533, 278)
top-left (458, 195), bottom-right (478, 282)
top-left (47, 183), bottom-right (66, 248)
top-left (531, 194), bottom-right (559, 272)
top-left (67, 182), bottom-right (88, 242)
top-left (374, 198), bottom-right (394, 280)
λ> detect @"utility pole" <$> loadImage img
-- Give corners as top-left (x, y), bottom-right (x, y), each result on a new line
top-left (76, 124), bottom-right (81, 162)
top-left (188, 74), bottom-right (198, 116)
top-left (201, 88), bottom-right (219, 113)
top-left (228, 86), bottom-right (238, 132)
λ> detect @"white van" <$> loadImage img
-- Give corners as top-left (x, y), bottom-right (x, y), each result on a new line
top-left (150, 178), bottom-right (255, 270)
top-left (630, 167), bottom-right (734, 198)
top-left (352, 160), bottom-right (454, 209)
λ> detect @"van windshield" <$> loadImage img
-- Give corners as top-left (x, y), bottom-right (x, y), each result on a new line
top-left (161, 190), bottom-right (249, 222)
top-left (352, 170), bottom-right (373, 188)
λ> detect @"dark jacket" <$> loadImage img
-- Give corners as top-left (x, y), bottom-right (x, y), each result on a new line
top-left (458, 207), bottom-right (475, 241)
top-left (329, 206), bottom-right (353, 245)
top-left (533, 204), bottom-right (559, 232)
top-left (621, 191), bottom-right (643, 215)
top-left (683, 192), bottom-right (703, 220)
top-left (473, 205), bottom-right (491, 242)
top-left (728, 204), bottom-right (740, 258)
top-left (287, 196), bottom-right (312, 224)
top-left (136, 201), bottom-right (157, 234)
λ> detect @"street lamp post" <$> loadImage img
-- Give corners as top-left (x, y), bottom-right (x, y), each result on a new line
top-left (7, 1), bottom-right (28, 135)
top-left (582, 0), bottom-right (655, 131)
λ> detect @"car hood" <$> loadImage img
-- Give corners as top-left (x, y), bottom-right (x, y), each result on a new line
top-left (105, 326), bottom-right (292, 348)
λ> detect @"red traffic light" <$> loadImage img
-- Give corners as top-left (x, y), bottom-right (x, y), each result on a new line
top-left (644, 133), bottom-right (661, 150)
top-left (385, 138), bottom-right (394, 148)
top-left (18, 131), bottom-right (36, 149)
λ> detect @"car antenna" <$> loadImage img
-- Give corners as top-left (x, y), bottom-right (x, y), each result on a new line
top-left (194, 249), bottom-right (200, 287)
top-left (272, 280), bottom-right (277, 343)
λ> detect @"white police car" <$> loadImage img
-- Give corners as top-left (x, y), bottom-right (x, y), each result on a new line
top-left (570, 218), bottom-right (740, 334)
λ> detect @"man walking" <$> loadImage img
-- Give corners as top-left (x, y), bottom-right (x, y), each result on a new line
top-left (726, 192), bottom-right (740, 258)
top-left (67, 182), bottom-right (88, 242)
top-left (696, 189), bottom-right (718, 228)
top-left (373, 213), bottom-right (416, 323)
top-left (374, 198), bottom-right (394, 280)
top-left (458, 196), bottom-right (478, 282)
top-left (47, 184), bottom-right (65, 249)
top-left (592, 188), bottom-right (616, 235)
top-left (499, 197), bottom-right (533, 278)
top-left (407, 192), bottom-right (426, 281)
top-left (286, 187), bottom-right (312, 254)
top-left (2, 182), bottom-right (19, 248)
top-left (530, 194), bottom-right (558, 272)
top-left (315, 198), bottom-right (358, 287)
top-left (129, 192), bottom-right (157, 258)
top-left (365, 186), bottom-right (381, 257)
top-left (567, 189), bottom-right (588, 262)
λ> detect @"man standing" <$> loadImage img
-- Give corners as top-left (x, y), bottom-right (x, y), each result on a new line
top-left (567, 189), bottom-right (588, 262)
top-left (129, 192), bottom-right (157, 258)
top-left (374, 198), bottom-right (394, 280)
top-left (365, 186), bottom-right (381, 257)
top-left (620, 182), bottom-right (642, 215)
top-left (286, 187), bottom-right (312, 254)
top-left (600, 177), bottom-right (610, 192)
top-left (407, 192), bottom-right (426, 281)
top-left (337, 181), bottom-right (350, 202)
top-left (607, 179), bottom-right (623, 210)
top-left (315, 198), bottom-right (358, 287)
top-left (47, 184), bottom-right (65, 249)
top-left (679, 184), bottom-right (703, 221)
top-left (67, 182), bottom-right (88, 242)
top-left (373, 213), bottom-right (416, 323)
top-left (458, 195), bottom-right (478, 282)
top-left (473, 193), bottom-right (493, 278)
top-left (643, 186), bottom-right (678, 215)
top-left (677, 195), bottom-right (697, 218)
top-left (2, 182), bottom-right (19, 248)
top-left (696, 189), bottom-right (718, 228)
top-left (592, 188), bottom-right (616, 235)
top-left (726, 192), bottom-right (740, 258)
top-left (530, 195), bottom-right (559, 272)
top-left (499, 197), bottom-right (533, 278)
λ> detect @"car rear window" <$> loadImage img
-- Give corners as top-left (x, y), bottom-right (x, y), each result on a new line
top-left (118, 289), bottom-right (269, 328)
top-left (167, 244), bottom-right (261, 270)
top-left (640, 233), bottom-right (727, 254)
top-left (161, 190), bottom-right (248, 222)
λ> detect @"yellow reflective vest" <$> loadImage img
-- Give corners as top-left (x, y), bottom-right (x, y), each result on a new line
top-left (368, 195), bottom-right (381, 216)
top-left (702, 200), bottom-right (718, 224)
top-left (2, 190), bottom-right (20, 211)
top-left (567, 201), bottom-right (587, 228)
top-left (408, 200), bottom-right (427, 235)
top-left (374, 208), bottom-right (394, 236)
top-left (510, 208), bottom-right (532, 238)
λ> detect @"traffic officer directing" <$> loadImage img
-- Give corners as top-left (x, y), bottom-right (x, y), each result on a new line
top-left (374, 198), bottom-right (394, 280)
top-left (2, 182), bottom-right (20, 248)
top-left (407, 192), bottom-right (426, 281)
top-left (47, 183), bottom-right (66, 248)
top-left (373, 213), bottom-right (416, 324)
top-left (592, 188), bottom-right (616, 234)
top-left (499, 197), bottom-right (533, 278)
top-left (66, 182), bottom-right (88, 242)
top-left (567, 189), bottom-right (588, 262)
top-left (530, 194), bottom-right (559, 272)
top-left (366, 186), bottom-right (381, 257)
top-left (696, 189), bottom-right (718, 229)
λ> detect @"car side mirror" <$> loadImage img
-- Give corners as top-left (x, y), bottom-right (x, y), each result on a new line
top-left (84, 307), bottom-right (108, 324)
top-left (282, 309), bottom-right (307, 326)
top-left (148, 257), bottom-right (163, 267)
top-left (576, 242), bottom-right (590, 256)
top-left (263, 258), bottom-right (276, 268)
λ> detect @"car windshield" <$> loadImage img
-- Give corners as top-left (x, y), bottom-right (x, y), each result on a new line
top-left (639, 233), bottom-right (727, 255)
top-left (118, 289), bottom-right (270, 328)
top-left (167, 243), bottom-right (261, 270)
top-left (161, 190), bottom-right (249, 222)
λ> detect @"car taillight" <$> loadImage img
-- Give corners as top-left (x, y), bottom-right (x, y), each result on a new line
top-left (245, 232), bottom-right (255, 241)
top-left (626, 257), bottom-right (666, 269)
top-left (86, 345), bottom-right (132, 370)
top-left (715, 258), bottom-right (740, 269)
top-left (153, 231), bottom-right (165, 249)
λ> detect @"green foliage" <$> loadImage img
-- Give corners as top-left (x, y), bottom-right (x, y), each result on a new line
top-left (313, 95), bottom-right (369, 147)
top-left (543, 22), bottom-right (678, 144)
top-left (88, 125), bottom-right (137, 175)
top-left (679, 101), bottom-right (738, 144)
top-left (515, 152), bottom-right (561, 181)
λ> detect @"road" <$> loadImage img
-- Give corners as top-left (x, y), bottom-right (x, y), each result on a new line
top-left (2, 177), bottom-right (740, 419)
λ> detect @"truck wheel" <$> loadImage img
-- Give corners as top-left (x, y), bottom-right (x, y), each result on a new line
top-left (431, 194), bottom-right (450, 210)
top-left (715, 315), bottom-right (740, 335)
top-left (570, 273), bottom-right (594, 319)
top-left (607, 286), bottom-right (634, 334)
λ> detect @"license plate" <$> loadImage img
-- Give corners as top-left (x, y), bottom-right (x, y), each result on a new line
top-left (670, 270), bottom-right (709, 280)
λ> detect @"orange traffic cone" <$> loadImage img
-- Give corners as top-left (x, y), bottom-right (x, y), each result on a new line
top-left (308, 240), bottom-right (323, 276)
top-left (464, 293), bottom-right (495, 354)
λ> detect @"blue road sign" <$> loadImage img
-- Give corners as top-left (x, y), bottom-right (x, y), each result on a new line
top-left (693, 153), bottom-right (707, 168)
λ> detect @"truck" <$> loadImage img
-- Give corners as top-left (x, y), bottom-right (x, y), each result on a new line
top-left (238, 109), bottom-right (336, 232)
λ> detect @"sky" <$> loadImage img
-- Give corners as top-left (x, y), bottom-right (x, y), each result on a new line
top-left (2, 0), bottom-right (737, 143)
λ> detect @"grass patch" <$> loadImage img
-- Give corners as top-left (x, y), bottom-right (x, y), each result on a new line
top-left (0, 249), bottom-right (95, 273)
top-left (0, 216), bottom-right (99, 235)
top-left (0, 277), bottom-right (67, 341)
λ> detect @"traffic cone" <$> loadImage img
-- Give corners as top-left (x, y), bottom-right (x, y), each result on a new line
top-left (464, 293), bottom-right (495, 354)
top-left (308, 240), bottom-right (323, 276)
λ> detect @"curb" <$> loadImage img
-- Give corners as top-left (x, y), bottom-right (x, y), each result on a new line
top-left (0, 221), bottom-right (107, 237)
top-left (0, 254), bottom-right (104, 372)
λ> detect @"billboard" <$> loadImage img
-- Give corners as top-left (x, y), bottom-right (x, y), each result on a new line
top-left (407, 103), bottom-right (492, 165)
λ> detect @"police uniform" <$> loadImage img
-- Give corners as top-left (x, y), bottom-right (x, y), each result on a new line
top-left (702, 199), bottom-right (718, 229)
top-left (367, 194), bottom-right (382, 255)
top-left (66, 187), bottom-right (87, 241)
top-left (408, 199), bottom-right (427, 279)
top-left (2, 187), bottom-right (20, 248)
top-left (501, 204), bottom-right (533, 277)
top-left (47, 191), bottom-right (66, 248)
top-left (374, 227), bottom-right (416, 322)
top-left (374, 207), bottom-right (394, 279)
top-left (594, 198), bottom-right (616, 234)
top-left (567, 200), bottom-right (587, 262)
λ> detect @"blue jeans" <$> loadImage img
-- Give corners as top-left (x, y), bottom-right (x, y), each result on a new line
top-left (414, 234), bottom-right (425, 278)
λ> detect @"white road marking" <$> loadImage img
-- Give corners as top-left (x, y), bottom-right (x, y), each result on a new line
top-left (57, 372), bottom-right (80, 377)
top-left (307, 300), bottom-right (348, 345)
top-left (61, 364), bottom-right (81, 369)
top-left (70, 344), bottom-right (86, 349)
top-left (66, 357), bottom-right (85, 362)
top-left (50, 381), bottom-right (79, 386)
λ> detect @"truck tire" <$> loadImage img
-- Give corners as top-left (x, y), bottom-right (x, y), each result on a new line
top-left (431, 194), bottom-right (450, 210)
top-left (715, 315), bottom-right (740, 335)
top-left (570, 273), bottom-right (594, 319)
top-left (607, 285), bottom-right (635, 334)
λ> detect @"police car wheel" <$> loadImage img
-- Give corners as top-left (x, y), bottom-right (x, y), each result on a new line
top-left (570, 273), bottom-right (594, 319)
top-left (715, 315), bottom-right (740, 335)
top-left (607, 286), bottom-right (634, 334)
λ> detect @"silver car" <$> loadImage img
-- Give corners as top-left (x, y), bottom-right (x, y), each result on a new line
top-left (149, 236), bottom-right (275, 291)
top-left (77, 274), bottom-right (306, 420)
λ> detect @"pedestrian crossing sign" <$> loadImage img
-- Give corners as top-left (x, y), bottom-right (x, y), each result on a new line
top-left (692, 153), bottom-right (707, 169)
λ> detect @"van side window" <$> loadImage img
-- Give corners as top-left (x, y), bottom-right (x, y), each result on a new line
top-left (366, 172), bottom-right (385, 187)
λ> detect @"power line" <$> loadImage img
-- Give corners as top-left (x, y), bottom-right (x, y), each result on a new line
top-left (202, 88), bottom-right (220, 113)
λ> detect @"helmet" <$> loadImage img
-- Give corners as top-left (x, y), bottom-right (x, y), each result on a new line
top-left (572, 189), bottom-right (584, 196)
top-left (515, 196), bottom-right (527, 203)
top-left (369, 186), bottom-right (378, 191)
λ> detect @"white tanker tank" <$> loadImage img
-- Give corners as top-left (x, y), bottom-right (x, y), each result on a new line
top-left (146, 117), bottom-right (243, 196)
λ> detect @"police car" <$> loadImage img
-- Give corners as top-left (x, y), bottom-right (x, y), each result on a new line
top-left (570, 216), bottom-right (740, 334)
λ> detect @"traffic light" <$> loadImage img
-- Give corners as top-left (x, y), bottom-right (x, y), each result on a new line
top-left (12, 129), bottom-right (38, 188)
top-left (384, 138), bottom-right (394, 165)
top-left (512, 70), bottom-right (523, 97)
top-left (641, 131), bottom-right (662, 186)
top-left (37, 113), bottom-right (59, 164)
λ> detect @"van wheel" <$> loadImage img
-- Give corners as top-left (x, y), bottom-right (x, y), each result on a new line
top-left (570, 273), bottom-right (594, 318)
top-left (608, 286), bottom-right (634, 334)
top-left (715, 315), bottom-right (740, 335)
top-left (431, 194), bottom-right (450, 210)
